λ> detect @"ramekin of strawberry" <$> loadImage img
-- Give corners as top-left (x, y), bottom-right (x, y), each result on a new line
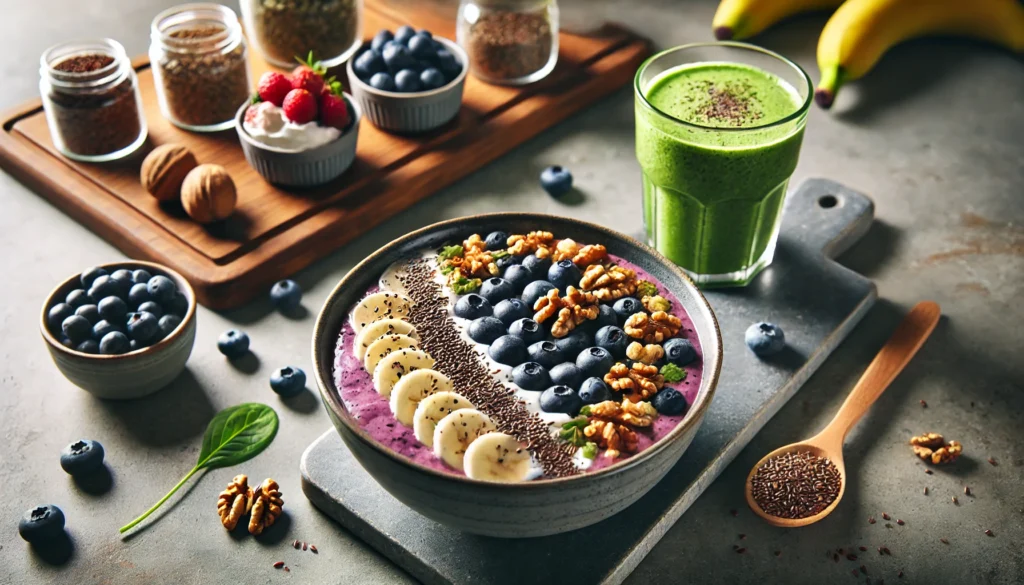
top-left (236, 53), bottom-right (361, 188)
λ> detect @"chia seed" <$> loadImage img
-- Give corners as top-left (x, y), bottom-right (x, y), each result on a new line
top-left (749, 451), bottom-right (841, 519)
top-left (464, 8), bottom-right (555, 83)
top-left (244, 0), bottom-right (359, 68)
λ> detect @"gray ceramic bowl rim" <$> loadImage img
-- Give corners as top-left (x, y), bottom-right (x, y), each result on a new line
top-left (39, 260), bottom-right (197, 361)
top-left (346, 36), bottom-right (469, 99)
top-left (234, 92), bottom-right (362, 155)
top-left (312, 213), bottom-right (723, 489)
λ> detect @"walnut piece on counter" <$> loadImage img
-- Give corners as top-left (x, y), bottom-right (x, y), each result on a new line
top-left (909, 432), bottom-right (945, 450)
top-left (533, 286), bottom-right (600, 338)
top-left (579, 264), bottom-right (637, 301)
top-left (507, 231), bottom-right (555, 257)
top-left (217, 474), bottom-right (254, 531)
top-left (584, 398), bottom-right (658, 458)
top-left (626, 341), bottom-right (665, 364)
top-left (910, 433), bottom-right (963, 465)
top-left (624, 311), bottom-right (682, 344)
top-left (248, 478), bottom-right (284, 535)
top-left (604, 361), bottom-right (664, 399)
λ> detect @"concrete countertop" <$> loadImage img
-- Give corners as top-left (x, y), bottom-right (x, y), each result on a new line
top-left (1, 1), bottom-right (1020, 583)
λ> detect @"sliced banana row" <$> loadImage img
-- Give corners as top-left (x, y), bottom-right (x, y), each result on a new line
top-left (350, 291), bottom-right (413, 333)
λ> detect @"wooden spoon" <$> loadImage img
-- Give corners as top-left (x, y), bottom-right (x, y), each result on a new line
top-left (745, 301), bottom-right (941, 528)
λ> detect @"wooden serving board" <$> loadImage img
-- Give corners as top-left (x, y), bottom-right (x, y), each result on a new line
top-left (0, 1), bottom-right (650, 309)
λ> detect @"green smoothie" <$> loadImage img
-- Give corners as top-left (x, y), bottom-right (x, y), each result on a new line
top-left (635, 58), bottom-right (808, 285)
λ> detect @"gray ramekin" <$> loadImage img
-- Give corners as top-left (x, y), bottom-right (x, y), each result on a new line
top-left (346, 37), bottom-right (468, 134)
top-left (236, 94), bottom-right (361, 188)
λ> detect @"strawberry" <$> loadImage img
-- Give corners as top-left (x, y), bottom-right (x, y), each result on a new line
top-left (282, 89), bottom-right (317, 124)
top-left (257, 71), bottom-right (292, 106)
top-left (319, 92), bottom-right (350, 129)
top-left (291, 52), bottom-right (327, 96)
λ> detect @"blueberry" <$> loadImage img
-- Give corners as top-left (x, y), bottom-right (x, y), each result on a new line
top-left (76, 339), bottom-right (99, 354)
top-left (521, 254), bottom-right (552, 278)
top-left (539, 385), bottom-right (582, 415)
top-left (612, 297), bottom-right (644, 324)
top-left (110, 269), bottom-right (134, 295)
top-left (511, 362), bottom-right (551, 391)
top-left (88, 275), bottom-right (120, 300)
top-left (99, 331), bottom-right (130, 354)
top-left (354, 49), bottom-right (386, 79)
top-left (371, 29), bottom-right (394, 53)
top-left (395, 68), bottom-right (422, 92)
top-left (47, 303), bottom-right (75, 332)
top-left (92, 320), bottom-right (120, 340)
top-left (435, 50), bottom-right (462, 80)
top-left (521, 280), bottom-right (556, 308)
top-left (394, 25), bottom-right (416, 45)
top-left (131, 269), bottom-right (152, 285)
top-left (579, 377), bottom-right (613, 404)
top-left (549, 363), bottom-right (583, 390)
top-left (59, 337), bottom-right (74, 348)
top-left (129, 339), bottom-right (139, 351)
top-left (581, 304), bottom-right (617, 335)
top-left (468, 316), bottom-right (506, 344)
top-left (527, 341), bottom-right (562, 369)
top-left (502, 264), bottom-right (532, 293)
top-left (555, 330), bottom-right (590, 361)
top-left (454, 294), bottom-right (493, 320)
top-left (97, 296), bottom-right (128, 323)
top-left (74, 304), bottom-right (100, 325)
top-left (217, 329), bottom-right (250, 358)
top-left (594, 326), bottom-right (629, 359)
top-left (59, 438), bottom-right (104, 475)
top-left (270, 366), bottom-right (306, 397)
top-left (126, 311), bottom-right (160, 343)
top-left (507, 318), bottom-right (544, 344)
top-left (420, 67), bottom-right (446, 89)
top-left (664, 337), bottom-right (697, 366)
top-left (540, 165), bottom-right (573, 198)
top-left (493, 297), bottom-right (530, 326)
top-left (147, 275), bottom-right (177, 304)
top-left (382, 44), bottom-right (415, 73)
top-left (128, 282), bottom-right (151, 308)
top-left (480, 277), bottom-right (514, 304)
top-left (270, 279), bottom-right (302, 310)
top-left (79, 266), bottom-right (107, 289)
top-left (488, 334), bottom-right (528, 366)
top-left (745, 322), bottom-right (785, 357)
top-left (484, 231), bottom-right (508, 251)
top-left (495, 254), bottom-right (520, 271)
top-left (576, 346), bottom-right (615, 378)
top-left (370, 72), bottom-right (397, 91)
top-left (416, 29), bottom-right (433, 39)
top-left (166, 292), bottom-right (189, 317)
top-left (652, 388), bottom-right (688, 415)
top-left (18, 505), bottom-right (65, 544)
top-left (158, 314), bottom-right (182, 338)
top-left (65, 289), bottom-right (94, 309)
top-left (61, 315), bottom-right (92, 344)
top-left (137, 301), bottom-right (164, 319)
top-left (547, 260), bottom-right (582, 292)
top-left (408, 34), bottom-right (435, 60)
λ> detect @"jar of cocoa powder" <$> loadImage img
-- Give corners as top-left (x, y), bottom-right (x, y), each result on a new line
top-left (150, 3), bottom-right (252, 132)
top-left (240, 0), bottom-right (363, 69)
top-left (39, 39), bottom-right (147, 162)
top-left (457, 0), bottom-right (559, 85)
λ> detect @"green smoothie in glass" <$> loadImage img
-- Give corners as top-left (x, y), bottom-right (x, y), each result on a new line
top-left (635, 43), bottom-right (812, 286)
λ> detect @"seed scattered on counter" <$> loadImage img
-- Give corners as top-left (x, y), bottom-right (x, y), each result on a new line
top-left (964, 486), bottom-right (971, 496)
top-left (988, 457), bottom-right (997, 466)
top-left (859, 546), bottom-right (867, 551)
top-left (984, 529), bottom-right (994, 537)
top-left (774, 550), bottom-right (782, 557)
top-left (877, 546), bottom-right (883, 555)
top-left (920, 400), bottom-right (927, 407)
top-left (292, 539), bottom-right (300, 549)
top-left (735, 547), bottom-right (746, 554)
top-left (868, 516), bottom-right (876, 524)
top-left (273, 561), bottom-right (285, 569)
top-left (882, 546), bottom-right (891, 556)
top-left (940, 537), bottom-right (949, 544)
top-left (738, 533), bottom-right (746, 540)
top-left (284, 566), bottom-right (290, 572)
top-left (896, 519), bottom-right (905, 526)
top-left (923, 486), bottom-right (928, 495)
top-left (847, 553), bottom-right (858, 561)
top-left (881, 512), bottom-right (890, 520)
top-left (925, 469), bottom-right (933, 475)
top-left (310, 544), bottom-right (318, 554)
top-left (860, 565), bottom-right (868, 574)
top-left (302, 541), bottom-right (307, 551)
top-left (952, 496), bottom-right (959, 505)
top-left (898, 569), bottom-right (904, 578)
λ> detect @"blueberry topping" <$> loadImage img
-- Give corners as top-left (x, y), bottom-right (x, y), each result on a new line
top-left (507, 318), bottom-right (544, 345)
top-left (468, 316), bottom-right (506, 345)
top-left (137, 301), bottom-right (163, 320)
top-left (555, 330), bottom-right (591, 362)
top-left (488, 334), bottom-right (528, 366)
top-left (581, 304), bottom-right (618, 335)
top-left (495, 254), bottom-right (520, 271)
top-left (547, 260), bottom-right (582, 292)
top-left (217, 329), bottom-right (250, 358)
top-left (492, 297), bottom-right (530, 326)
top-left (60, 439), bottom-right (105, 476)
top-left (270, 366), bottom-right (306, 397)
top-left (521, 280), bottom-right (556, 308)
top-left (128, 282), bottom-right (152, 308)
top-left (47, 303), bottom-right (75, 333)
top-left (76, 339), bottom-right (99, 354)
top-left (502, 264), bottom-right (532, 293)
top-left (79, 266), bottom-right (107, 289)
top-left (97, 296), bottom-right (128, 323)
top-left (479, 277), bottom-right (514, 304)
top-left (18, 505), bottom-right (65, 544)
top-left (539, 385), bottom-right (582, 415)
top-left (664, 337), bottom-right (697, 366)
top-left (549, 362), bottom-right (583, 390)
top-left (99, 331), bottom-right (130, 354)
top-left (146, 275), bottom-right (177, 304)
top-left (576, 346), bottom-right (615, 379)
top-left (65, 289), bottom-right (94, 309)
top-left (454, 294), bottom-right (493, 320)
top-left (527, 341), bottom-right (562, 369)
top-left (652, 388), bottom-right (688, 415)
top-left (745, 322), bottom-right (785, 357)
top-left (540, 165), bottom-right (573, 198)
top-left (62, 315), bottom-right (93, 344)
top-left (579, 377), bottom-right (613, 404)
top-left (270, 279), bottom-right (302, 310)
top-left (612, 297), bottom-right (644, 324)
top-left (131, 269), bottom-right (152, 285)
top-left (511, 362), bottom-right (551, 391)
top-left (126, 311), bottom-right (160, 343)
top-left (74, 304), bottom-right (100, 325)
top-left (521, 253), bottom-right (552, 278)
top-left (369, 72), bottom-right (396, 91)
top-left (157, 314), bottom-right (182, 338)
top-left (594, 325), bottom-right (629, 359)
top-left (484, 231), bottom-right (508, 251)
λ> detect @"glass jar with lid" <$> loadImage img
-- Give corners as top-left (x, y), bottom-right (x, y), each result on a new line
top-left (457, 0), bottom-right (559, 85)
top-left (150, 3), bottom-right (252, 132)
top-left (240, 0), bottom-right (363, 69)
top-left (39, 38), bottom-right (147, 162)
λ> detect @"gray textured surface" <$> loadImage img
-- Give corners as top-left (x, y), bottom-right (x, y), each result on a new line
top-left (0, 1), bottom-right (1022, 584)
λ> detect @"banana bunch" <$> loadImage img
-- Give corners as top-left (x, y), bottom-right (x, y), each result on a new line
top-left (712, 0), bottom-right (1024, 109)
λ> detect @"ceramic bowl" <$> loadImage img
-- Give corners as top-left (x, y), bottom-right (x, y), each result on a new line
top-left (236, 94), bottom-right (361, 188)
top-left (312, 214), bottom-right (723, 538)
top-left (40, 260), bottom-right (197, 400)
top-left (346, 37), bottom-right (468, 133)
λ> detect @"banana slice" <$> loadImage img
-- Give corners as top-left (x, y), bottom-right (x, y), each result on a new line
top-left (463, 432), bottom-right (532, 483)
top-left (390, 369), bottom-right (454, 426)
top-left (353, 318), bottom-right (418, 360)
top-left (413, 391), bottom-right (474, 447)
top-left (373, 349), bottom-right (435, 398)
top-left (363, 334), bottom-right (419, 375)
top-left (350, 292), bottom-right (412, 333)
top-left (433, 409), bottom-right (496, 471)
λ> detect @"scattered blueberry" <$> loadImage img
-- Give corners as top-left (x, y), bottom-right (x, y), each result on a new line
top-left (128, 282), bottom-right (151, 308)
top-left (126, 311), bottom-right (160, 343)
top-left (495, 254), bottom-right (520, 271)
top-left (579, 377), bottom-right (613, 404)
top-left (468, 316), bottom-right (506, 345)
top-left (131, 269), bottom-right (152, 285)
top-left (270, 366), bottom-right (306, 397)
top-left (511, 362), bottom-right (551, 391)
top-left (217, 329), bottom-right (250, 358)
top-left (166, 292), bottom-right (189, 317)
top-left (382, 44), bottom-right (415, 73)
top-left (547, 260), bottom-right (582, 292)
top-left (502, 264), bottom-right (532, 293)
top-left (158, 314), bottom-right (182, 337)
top-left (137, 301), bottom-right (164, 319)
top-left (576, 346), bottom-right (615, 379)
top-left (539, 385), bottom-right (582, 415)
top-left (18, 505), bottom-right (65, 544)
top-left (147, 275), bottom-right (177, 304)
top-left (354, 49), bottom-right (386, 78)
top-left (507, 318), bottom-right (545, 345)
top-left (745, 322), bottom-right (785, 357)
top-left (493, 297), bottom-right (530, 326)
top-left (652, 388), bottom-right (688, 415)
top-left (109, 269), bottom-right (134, 295)
top-left (549, 362), bottom-right (583, 390)
top-left (521, 254), bottom-right (552, 277)
top-left (88, 275), bottom-right (120, 300)
top-left (555, 330), bottom-right (591, 361)
top-left (407, 34), bottom-right (435, 60)
top-left (59, 439), bottom-right (105, 476)
top-left (99, 331), bottom-right (130, 354)
top-left (521, 280), bottom-right (556, 308)
top-left (488, 335), bottom-right (528, 366)
top-left (527, 341), bottom-right (562, 369)
top-left (454, 294), bottom-right (493, 320)
top-left (594, 326), bottom-right (629, 358)
top-left (74, 304), bottom-right (100, 325)
top-left (540, 165), bottom-right (573, 198)
top-left (370, 72), bottom-right (397, 91)
top-left (270, 279), bottom-right (302, 310)
top-left (76, 339), bottom-right (99, 354)
top-left (395, 68), bottom-right (422, 92)
top-left (480, 277), bottom-right (514, 304)
top-left (47, 303), bottom-right (75, 333)
top-left (61, 315), bottom-right (92, 344)
top-left (612, 297), bottom-right (644, 324)
top-left (394, 25), bottom-right (417, 45)
top-left (371, 29), bottom-right (394, 53)
top-left (79, 266), bottom-right (107, 289)
top-left (92, 320), bottom-right (120, 340)
top-left (97, 296), bottom-right (128, 323)
top-left (65, 289), bottom-right (94, 309)
top-left (663, 337), bottom-right (697, 366)
top-left (484, 231), bottom-right (508, 251)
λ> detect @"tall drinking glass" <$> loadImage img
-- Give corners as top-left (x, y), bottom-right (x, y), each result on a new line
top-left (634, 42), bottom-right (812, 287)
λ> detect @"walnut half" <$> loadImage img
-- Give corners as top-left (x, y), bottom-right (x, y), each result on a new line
top-left (216, 474), bottom-right (254, 531)
top-left (910, 433), bottom-right (962, 465)
top-left (604, 362), bottom-right (664, 400)
top-left (624, 311), bottom-right (682, 344)
top-left (248, 478), bottom-right (284, 535)
top-left (584, 399), bottom-right (658, 458)
top-left (579, 264), bottom-right (637, 301)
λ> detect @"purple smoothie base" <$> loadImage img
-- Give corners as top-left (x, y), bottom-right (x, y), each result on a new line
top-left (333, 254), bottom-right (704, 478)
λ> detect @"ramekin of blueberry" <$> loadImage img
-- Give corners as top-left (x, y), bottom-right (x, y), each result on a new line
top-left (346, 25), bottom-right (468, 133)
top-left (39, 261), bottom-right (196, 400)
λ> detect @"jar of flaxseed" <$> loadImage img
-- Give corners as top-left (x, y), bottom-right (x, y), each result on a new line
top-left (39, 39), bottom-right (147, 162)
top-left (150, 3), bottom-right (251, 132)
top-left (240, 0), bottom-right (363, 69)
top-left (457, 0), bottom-right (559, 85)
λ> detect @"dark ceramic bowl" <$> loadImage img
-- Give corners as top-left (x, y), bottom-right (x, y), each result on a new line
top-left (311, 214), bottom-right (722, 538)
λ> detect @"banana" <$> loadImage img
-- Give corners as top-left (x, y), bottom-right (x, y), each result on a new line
top-left (816, 0), bottom-right (1024, 108)
top-left (390, 369), bottom-right (454, 426)
top-left (712, 0), bottom-right (845, 40)
top-left (433, 409), bottom-right (496, 471)
top-left (413, 391), bottom-right (475, 447)
top-left (363, 334), bottom-right (419, 375)
top-left (373, 349), bottom-right (435, 398)
top-left (353, 318), bottom-right (418, 360)
top-left (350, 291), bottom-right (412, 333)
top-left (463, 432), bottom-right (532, 483)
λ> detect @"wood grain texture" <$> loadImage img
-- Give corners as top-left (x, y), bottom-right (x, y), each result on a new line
top-left (0, 1), bottom-right (651, 309)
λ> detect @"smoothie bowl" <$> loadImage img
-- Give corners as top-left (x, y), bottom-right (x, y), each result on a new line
top-left (312, 214), bottom-right (722, 537)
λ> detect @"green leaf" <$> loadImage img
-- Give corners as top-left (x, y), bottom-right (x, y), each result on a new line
top-left (438, 244), bottom-right (464, 260)
top-left (119, 404), bottom-right (279, 534)
top-left (582, 442), bottom-right (598, 459)
top-left (451, 276), bottom-right (481, 294)
top-left (660, 363), bottom-right (686, 383)
top-left (439, 263), bottom-right (455, 275)
top-left (491, 249), bottom-right (509, 259)
top-left (561, 417), bottom-right (587, 431)
top-left (579, 405), bottom-right (592, 417)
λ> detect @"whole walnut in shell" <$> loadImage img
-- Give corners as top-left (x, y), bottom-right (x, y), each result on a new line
top-left (181, 164), bottom-right (237, 224)
top-left (141, 144), bottom-right (197, 202)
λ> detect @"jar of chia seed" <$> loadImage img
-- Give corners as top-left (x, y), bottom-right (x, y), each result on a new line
top-left (39, 38), bottom-right (147, 162)
top-left (457, 0), bottom-right (559, 85)
top-left (150, 3), bottom-right (252, 132)
top-left (240, 0), bottom-right (363, 69)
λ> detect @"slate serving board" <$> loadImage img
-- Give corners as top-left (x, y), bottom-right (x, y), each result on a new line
top-left (300, 179), bottom-right (877, 585)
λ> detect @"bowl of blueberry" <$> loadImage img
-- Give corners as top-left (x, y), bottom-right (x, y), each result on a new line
top-left (40, 261), bottom-right (197, 400)
top-left (347, 25), bottom-right (468, 133)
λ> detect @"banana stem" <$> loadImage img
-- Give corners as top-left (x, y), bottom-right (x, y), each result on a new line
top-left (119, 465), bottom-right (201, 534)
top-left (815, 66), bottom-right (845, 109)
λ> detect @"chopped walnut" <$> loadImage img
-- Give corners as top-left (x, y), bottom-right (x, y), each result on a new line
top-left (533, 286), bottom-right (600, 338)
top-left (445, 234), bottom-right (499, 280)
top-left (579, 264), bottom-right (637, 301)
top-left (584, 398), bottom-right (658, 458)
top-left (216, 474), bottom-right (253, 531)
top-left (624, 311), bottom-right (682, 344)
top-left (570, 243), bottom-right (608, 267)
top-left (248, 478), bottom-right (284, 535)
top-left (604, 362), bottom-right (664, 399)
top-left (507, 231), bottom-right (555, 257)
top-left (641, 295), bottom-right (671, 313)
top-left (551, 238), bottom-right (580, 262)
top-left (910, 432), bottom-right (945, 450)
top-left (584, 420), bottom-right (637, 459)
top-left (626, 341), bottom-right (664, 364)
top-left (589, 398), bottom-right (658, 427)
top-left (911, 433), bottom-right (963, 464)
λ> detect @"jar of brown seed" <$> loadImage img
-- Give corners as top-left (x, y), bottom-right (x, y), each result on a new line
top-left (39, 38), bottom-right (147, 162)
top-left (240, 0), bottom-right (363, 69)
top-left (457, 0), bottom-right (559, 85)
top-left (150, 3), bottom-right (251, 132)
